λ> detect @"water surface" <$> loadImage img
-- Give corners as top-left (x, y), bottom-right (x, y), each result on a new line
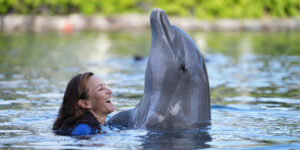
top-left (0, 31), bottom-right (299, 149)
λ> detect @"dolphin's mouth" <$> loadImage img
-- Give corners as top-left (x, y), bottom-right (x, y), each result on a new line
top-left (159, 12), bottom-right (173, 49)
top-left (153, 8), bottom-right (176, 57)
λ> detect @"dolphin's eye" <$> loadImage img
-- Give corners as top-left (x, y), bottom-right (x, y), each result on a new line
top-left (180, 64), bottom-right (187, 73)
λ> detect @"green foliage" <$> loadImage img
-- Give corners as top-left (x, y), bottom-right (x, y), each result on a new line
top-left (0, 0), bottom-right (299, 18)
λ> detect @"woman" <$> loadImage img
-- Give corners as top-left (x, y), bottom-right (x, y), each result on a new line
top-left (53, 72), bottom-right (114, 135)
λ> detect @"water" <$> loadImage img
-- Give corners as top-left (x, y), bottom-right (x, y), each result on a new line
top-left (0, 31), bottom-right (299, 149)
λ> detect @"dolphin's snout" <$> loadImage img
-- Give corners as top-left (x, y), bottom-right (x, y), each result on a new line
top-left (150, 8), bottom-right (172, 33)
top-left (150, 8), bottom-right (164, 29)
top-left (150, 8), bottom-right (164, 19)
top-left (150, 8), bottom-right (176, 57)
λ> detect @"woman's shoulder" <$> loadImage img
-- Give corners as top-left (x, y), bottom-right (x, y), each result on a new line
top-left (71, 123), bottom-right (98, 135)
top-left (53, 112), bottom-right (101, 136)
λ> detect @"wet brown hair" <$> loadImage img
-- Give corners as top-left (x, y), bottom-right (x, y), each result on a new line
top-left (52, 72), bottom-right (98, 132)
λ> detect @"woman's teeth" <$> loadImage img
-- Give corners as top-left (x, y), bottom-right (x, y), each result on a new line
top-left (105, 99), bottom-right (111, 103)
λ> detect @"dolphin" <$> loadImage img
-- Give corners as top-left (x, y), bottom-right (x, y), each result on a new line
top-left (108, 8), bottom-right (211, 129)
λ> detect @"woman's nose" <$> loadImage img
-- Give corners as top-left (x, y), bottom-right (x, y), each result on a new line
top-left (106, 87), bottom-right (112, 95)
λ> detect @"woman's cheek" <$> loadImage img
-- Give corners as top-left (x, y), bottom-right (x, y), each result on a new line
top-left (97, 91), bottom-right (105, 99)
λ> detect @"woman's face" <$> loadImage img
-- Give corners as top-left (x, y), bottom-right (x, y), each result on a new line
top-left (86, 76), bottom-right (114, 116)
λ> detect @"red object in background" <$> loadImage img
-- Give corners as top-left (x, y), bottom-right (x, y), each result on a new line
top-left (63, 21), bottom-right (73, 35)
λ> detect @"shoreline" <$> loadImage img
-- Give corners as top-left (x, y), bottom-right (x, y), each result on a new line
top-left (1, 14), bottom-right (300, 32)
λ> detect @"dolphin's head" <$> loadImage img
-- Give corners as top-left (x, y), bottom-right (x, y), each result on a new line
top-left (135, 8), bottom-right (211, 128)
top-left (147, 8), bottom-right (208, 91)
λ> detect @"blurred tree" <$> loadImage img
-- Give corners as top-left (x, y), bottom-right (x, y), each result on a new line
top-left (0, 0), bottom-right (299, 18)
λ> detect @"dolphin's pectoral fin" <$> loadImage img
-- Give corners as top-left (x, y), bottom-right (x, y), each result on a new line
top-left (107, 109), bottom-right (133, 129)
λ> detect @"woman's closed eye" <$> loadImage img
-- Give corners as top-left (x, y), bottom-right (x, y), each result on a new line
top-left (96, 83), bottom-right (106, 91)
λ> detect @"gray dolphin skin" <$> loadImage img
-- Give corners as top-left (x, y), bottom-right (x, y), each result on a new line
top-left (108, 8), bottom-right (211, 129)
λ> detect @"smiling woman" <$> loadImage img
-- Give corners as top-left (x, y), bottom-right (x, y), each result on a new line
top-left (52, 72), bottom-right (114, 136)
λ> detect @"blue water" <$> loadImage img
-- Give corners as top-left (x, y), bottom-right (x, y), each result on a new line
top-left (0, 31), bottom-right (299, 149)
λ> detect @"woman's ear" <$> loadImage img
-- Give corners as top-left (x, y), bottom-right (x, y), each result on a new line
top-left (78, 99), bottom-right (92, 109)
